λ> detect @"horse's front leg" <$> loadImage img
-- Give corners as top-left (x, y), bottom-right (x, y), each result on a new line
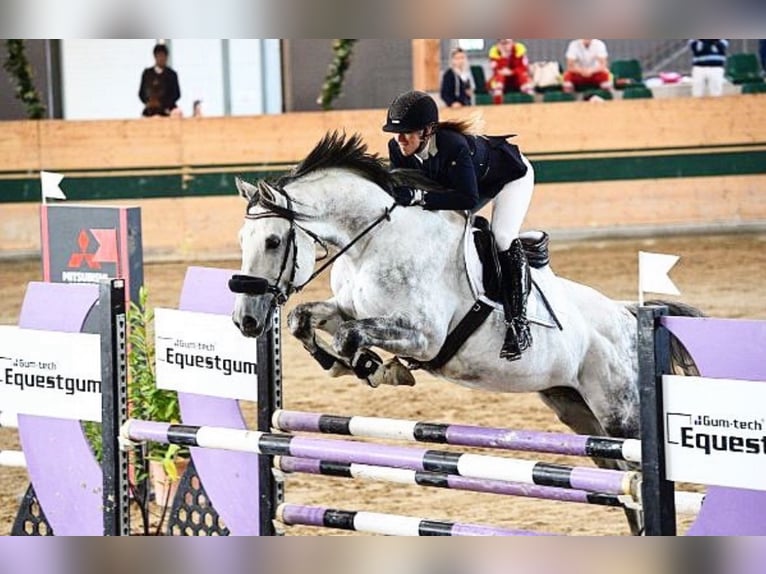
top-left (332, 314), bottom-right (433, 387)
top-left (287, 299), bottom-right (355, 377)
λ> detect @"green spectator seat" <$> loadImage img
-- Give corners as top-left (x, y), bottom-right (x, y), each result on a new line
top-left (742, 82), bottom-right (766, 94)
top-left (471, 65), bottom-right (488, 94)
top-left (622, 86), bottom-right (654, 99)
top-left (535, 84), bottom-right (564, 94)
top-left (503, 92), bottom-right (535, 104)
top-left (725, 53), bottom-right (765, 85)
top-left (610, 59), bottom-right (644, 90)
top-left (582, 89), bottom-right (613, 101)
top-left (543, 91), bottom-right (576, 103)
top-left (475, 93), bottom-right (494, 106)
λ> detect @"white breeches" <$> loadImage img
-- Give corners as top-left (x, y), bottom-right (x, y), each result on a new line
top-left (490, 154), bottom-right (535, 251)
top-left (692, 66), bottom-right (724, 97)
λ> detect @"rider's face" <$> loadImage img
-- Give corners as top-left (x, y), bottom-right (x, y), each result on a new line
top-left (397, 130), bottom-right (424, 157)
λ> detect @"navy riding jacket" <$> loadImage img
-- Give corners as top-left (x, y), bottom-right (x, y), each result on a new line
top-left (388, 128), bottom-right (528, 211)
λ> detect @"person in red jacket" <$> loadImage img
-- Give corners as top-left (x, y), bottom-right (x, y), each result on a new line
top-left (487, 39), bottom-right (534, 103)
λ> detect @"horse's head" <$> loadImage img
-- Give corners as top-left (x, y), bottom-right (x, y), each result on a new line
top-left (230, 131), bottom-right (405, 338)
top-left (230, 178), bottom-right (316, 338)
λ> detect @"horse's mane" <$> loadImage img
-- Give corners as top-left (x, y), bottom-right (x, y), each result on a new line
top-left (277, 131), bottom-right (392, 191)
top-left (275, 130), bottom-right (451, 194)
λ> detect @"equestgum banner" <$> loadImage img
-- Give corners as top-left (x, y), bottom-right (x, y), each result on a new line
top-left (663, 374), bottom-right (766, 491)
top-left (154, 308), bottom-right (259, 401)
top-left (0, 325), bottom-right (101, 422)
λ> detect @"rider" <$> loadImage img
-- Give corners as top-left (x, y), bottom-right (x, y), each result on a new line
top-left (383, 90), bottom-right (536, 361)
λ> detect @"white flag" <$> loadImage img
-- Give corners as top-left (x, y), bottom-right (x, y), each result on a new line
top-left (40, 171), bottom-right (66, 201)
top-left (639, 251), bottom-right (680, 298)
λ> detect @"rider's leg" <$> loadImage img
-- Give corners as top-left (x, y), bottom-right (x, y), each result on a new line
top-left (491, 155), bottom-right (535, 360)
top-left (491, 155), bottom-right (535, 251)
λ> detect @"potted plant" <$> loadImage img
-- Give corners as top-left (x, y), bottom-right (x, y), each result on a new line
top-left (126, 287), bottom-right (189, 528)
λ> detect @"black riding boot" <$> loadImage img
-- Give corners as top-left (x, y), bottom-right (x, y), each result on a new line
top-left (498, 238), bottom-right (532, 361)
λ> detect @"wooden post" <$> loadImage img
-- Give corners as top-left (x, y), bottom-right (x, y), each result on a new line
top-left (412, 39), bottom-right (442, 92)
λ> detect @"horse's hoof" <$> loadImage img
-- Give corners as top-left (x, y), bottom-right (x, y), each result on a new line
top-left (287, 306), bottom-right (311, 338)
top-left (367, 358), bottom-right (416, 387)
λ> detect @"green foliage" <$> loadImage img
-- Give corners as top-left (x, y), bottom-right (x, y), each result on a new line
top-left (127, 286), bottom-right (187, 467)
top-left (82, 287), bottom-right (187, 477)
top-left (317, 39), bottom-right (358, 110)
top-left (3, 39), bottom-right (46, 119)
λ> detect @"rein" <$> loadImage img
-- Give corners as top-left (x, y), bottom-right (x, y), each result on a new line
top-left (229, 183), bottom-right (397, 303)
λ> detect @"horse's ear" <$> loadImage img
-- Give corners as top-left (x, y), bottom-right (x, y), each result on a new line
top-left (235, 177), bottom-right (258, 201)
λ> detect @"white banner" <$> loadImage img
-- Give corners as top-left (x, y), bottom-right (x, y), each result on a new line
top-left (155, 308), bottom-right (259, 401)
top-left (663, 374), bottom-right (766, 491)
top-left (0, 325), bottom-right (101, 422)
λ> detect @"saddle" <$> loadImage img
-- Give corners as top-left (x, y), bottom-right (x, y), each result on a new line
top-left (409, 217), bottom-right (559, 371)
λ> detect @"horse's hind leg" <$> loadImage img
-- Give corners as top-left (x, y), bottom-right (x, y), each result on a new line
top-left (538, 387), bottom-right (608, 437)
top-left (538, 387), bottom-right (644, 536)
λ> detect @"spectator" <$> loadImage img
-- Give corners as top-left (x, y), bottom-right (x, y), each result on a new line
top-left (688, 39), bottom-right (728, 97)
top-left (487, 39), bottom-right (533, 104)
top-left (759, 40), bottom-right (766, 75)
top-left (440, 48), bottom-right (474, 108)
top-left (139, 43), bottom-right (181, 117)
top-left (192, 99), bottom-right (203, 117)
top-left (562, 39), bottom-right (612, 93)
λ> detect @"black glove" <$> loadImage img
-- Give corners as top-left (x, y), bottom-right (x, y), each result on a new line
top-left (392, 186), bottom-right (426, 207)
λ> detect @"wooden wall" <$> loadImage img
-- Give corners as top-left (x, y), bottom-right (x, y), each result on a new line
top-left (1, 95), bottom-right (765, 260)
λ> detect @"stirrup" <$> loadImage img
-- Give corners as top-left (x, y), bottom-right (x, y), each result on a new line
top-left (500, 319), bottom-right (531, 362)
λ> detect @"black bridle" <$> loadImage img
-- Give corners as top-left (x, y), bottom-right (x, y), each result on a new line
top-left (229, 182), bottom-right (396, 305)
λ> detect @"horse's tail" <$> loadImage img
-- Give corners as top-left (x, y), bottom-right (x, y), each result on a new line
top-left (626, 299), bottom-right (704, 377)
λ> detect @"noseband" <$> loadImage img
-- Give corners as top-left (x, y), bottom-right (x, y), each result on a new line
top-left (229, 183), bottom-right (396, 306)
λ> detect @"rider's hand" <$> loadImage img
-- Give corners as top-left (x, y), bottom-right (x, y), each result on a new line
top-left (392, 186), bottom-right (426, 207)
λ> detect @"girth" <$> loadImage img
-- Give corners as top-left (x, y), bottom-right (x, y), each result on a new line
top-left (407, 299), bottom-right (494, 372)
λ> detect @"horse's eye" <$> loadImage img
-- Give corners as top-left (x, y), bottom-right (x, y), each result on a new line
top-left (265, 235), bottom-right (281, 250)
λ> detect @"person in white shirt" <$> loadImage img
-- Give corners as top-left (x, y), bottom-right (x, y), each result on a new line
top-left (563, 39), bottom-right (612, 93)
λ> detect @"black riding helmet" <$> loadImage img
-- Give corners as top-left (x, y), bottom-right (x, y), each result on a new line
top-left (382, 90), bottom-right (439, 133)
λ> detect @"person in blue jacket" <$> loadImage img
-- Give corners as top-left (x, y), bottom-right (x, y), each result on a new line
top-left (383, 90), bottom-right (536, 361)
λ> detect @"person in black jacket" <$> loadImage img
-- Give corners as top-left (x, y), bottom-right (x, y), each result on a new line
top-left (139, 43), bottom-right (181, 117)
top-left (440, 47), bottom-right (473, 108)
top-left (383, 90), bottom-right (536, 361)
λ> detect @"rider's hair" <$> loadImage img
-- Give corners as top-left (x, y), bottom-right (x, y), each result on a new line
top-left (436, 113), bottom-right (485, 136)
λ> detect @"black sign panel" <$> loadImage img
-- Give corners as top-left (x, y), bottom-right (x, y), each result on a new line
top-left (41, 205), bottom-right (144, 304)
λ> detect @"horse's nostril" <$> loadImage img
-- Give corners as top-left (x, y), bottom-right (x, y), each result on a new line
top-left (242, 315), bottom-right (260, 333)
